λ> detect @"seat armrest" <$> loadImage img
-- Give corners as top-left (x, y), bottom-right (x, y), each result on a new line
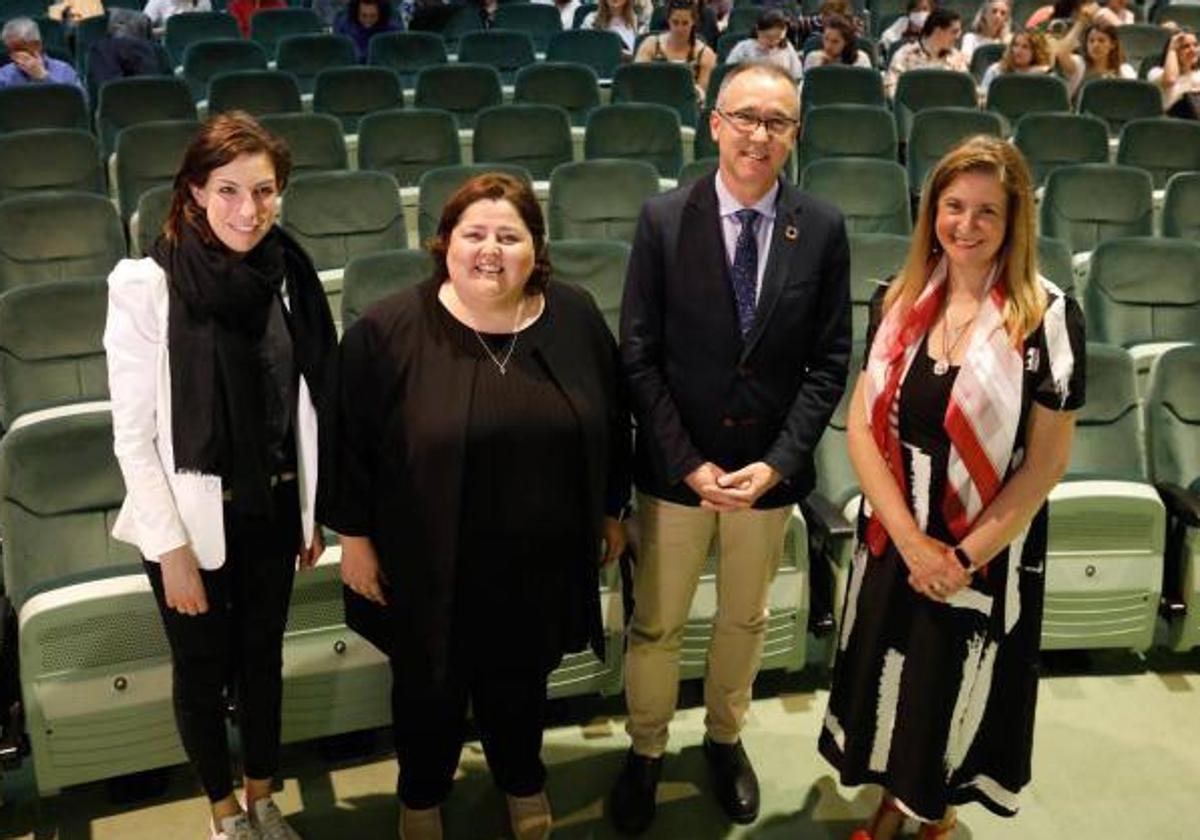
top-left (801, 493), bottom-right (854, 541)
top-left (1157, 482), bottom-right (1200, 528)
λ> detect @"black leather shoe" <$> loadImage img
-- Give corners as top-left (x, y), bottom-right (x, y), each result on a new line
top-left (609, 750), bottom-right (662, 835)
top-left (703, 737), bottom-right (760, 824)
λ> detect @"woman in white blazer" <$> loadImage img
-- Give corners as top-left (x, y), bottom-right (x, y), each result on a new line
top-left (104, 112), bottom-right (337, 840)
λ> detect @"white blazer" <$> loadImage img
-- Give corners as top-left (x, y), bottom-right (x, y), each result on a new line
top-left (104, 256), bottom-right (320, 570)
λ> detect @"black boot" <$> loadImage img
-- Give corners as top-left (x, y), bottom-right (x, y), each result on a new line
top-left (703, 737), bottom-right (760, 824)
top-left (609, 750), bottom-right (662, 835)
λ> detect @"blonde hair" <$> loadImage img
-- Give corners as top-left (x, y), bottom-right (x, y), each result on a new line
top-left (885, 135), bottom-right (1046, 343)
top-left (1000, 30), bottom-right (1049, 73)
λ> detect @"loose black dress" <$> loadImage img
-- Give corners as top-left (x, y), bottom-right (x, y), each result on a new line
top-left (819, 286), bottom-right (1086, 821)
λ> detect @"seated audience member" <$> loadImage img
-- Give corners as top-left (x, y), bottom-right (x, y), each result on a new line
top-left (634, 0), bottom-right (716, 102)
top-left (885, 7), bottom-right (968, 98)
top-left (726, 9), bottom-right (804, 80)
top-left (227, 0), bottom-right (289, 38)
top-left (880, 0), bottom-right (932, 51)
top-left (962, 0), bottom-right (1013, 62)
top-left (87, 8), bottom-right (164, 84)
top-left (981, 29), bottom-right (1052, 93)
top-left (1051, 7), bottom-right (1135, 100)
top-left (803, 12), bottom-right (872, 70)
top-left (0, 17), bottom-right (86, 97)
top-left (142, 0), bottom-right (213, 28)
top-left (1149, 29), bottom-right (1200, 117)
top-left (791, 0), bottom-right (866, 46)
top-left (533, 0), bottom-right (581, 32)
top-left (583, 0), bottom-right (641, 57)
top-left (1092, 0), bottom-right (1135, 28)
top-left (336, 0), bottom-right (402, 63)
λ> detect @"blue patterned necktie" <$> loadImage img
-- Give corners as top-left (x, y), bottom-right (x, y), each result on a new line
top-left (731, 208), bottom-right (760, 337)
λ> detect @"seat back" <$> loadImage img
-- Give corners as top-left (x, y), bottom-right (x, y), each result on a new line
top-left (413, 63), bottom-right (504, 129)
top-left (677, 156), bottom-right (717, 186)
top-left (548, 158), bottom-right (661, 242)
top-left (1163, 172), bottom-right (1200, 241)
top-left (1067, 343), bottom-right (1145, 481)
top-left (513, 61), bottom-right (601, 127)
top-left (985, 73), bottom-right (1071, 128)
top-left (367, 31), bottom-right (448, 86)
top-left (207, 69), bottom-right (303, 118)
top-left (0, 129), bottom-right (104, 200)
top-left (95, 76), bottom-right (196, 159)
top-left (114, 118), bottom-right (200, 221)
top-left (1083, 236), bottom-right (1200, 348)
top-left (312, 66), bottom-right (404, 135)
top-left (546, 29), bottom-right (625, 81)
top-left (547, 239), bottom-right (631, 337)
top-left (0, 84), bottom-right (88, 134)
top-left (800, 158), bottom-right (912, 235)
top-left (1077, 78), bottom-right (1163, 136)
top-left (584, 102), bottom-right (683, 178)
top-left (181, 39), bottom-right (269, 101)
top-left (801, 65), bottom-right (887, 115)
top-left (0, 192), bottom-right (125, 293)
top-left (1012, 112), bottom-right (1110, 187)
top-left (257, 113), bottom-right (348, 176)
top-left (1144, 345), bottom-right (1200, 488)
top-left (0, 279), bottom-right (109, 427)
top-left (1115, 118), bottom-right (1200, 191)
top-left (812, 343), bottom-right (865, 510)
top-left (1116, 23), bottom-right (1172, 66)
top-left (891, 68), bottom-right (977, 141)
top-left (1037, 235), bottom-right (1076, 297)
top-left (342, 249), bottom-right (433, 328)
top-left (494, 3), bottom-right (563, 51)
top-left (281, 171), bottom-right (406, 272)
top-left (969, 41), bottom-right (1006, 82)
top-left (1040, 164), bottom-right (1154, 254)
top-left (847, 232), bottom-right (907, 343)
top-left (358, 108), bottom-right (461, 188)
top-left (133, 184), bottom-right (173, 258)
top-left (1156, 4), bottom-right (1200, 28)
top-left (472, 104), bottom-right (573, 181)
top-left (248, 7), bottom-right (324, 59)
top-left (276, 33), bottom-right (358, 95)
top-left (457, 30), bottom-right (537, 83)
top-left (797, 104), bottom-right (897, 174)
top-left (417, 163), bottom-right (533, 244)
top-left (164, 10), bottom-right (241, 66)
top-left (611, 62), bottom-right (699, 128)
top-left (906, 107), bottom-right (1004, 194)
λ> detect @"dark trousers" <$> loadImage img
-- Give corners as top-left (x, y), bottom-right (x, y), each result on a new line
top-left (391, 658), bottom-right (550, 808)
top-left (145, 481), bottom-right (301, 802)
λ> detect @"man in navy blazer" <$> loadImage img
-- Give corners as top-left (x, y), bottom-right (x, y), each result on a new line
top-left (612, 62), bottom-right (851, 833)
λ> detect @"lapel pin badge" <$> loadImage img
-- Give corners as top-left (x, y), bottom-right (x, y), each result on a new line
top-left (784, 225), bottom-right (798, 241)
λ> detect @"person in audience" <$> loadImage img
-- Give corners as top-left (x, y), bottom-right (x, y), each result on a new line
top-left (980, 29), bottom-right (1052, 93)
top-left (885, 7), bottom-right (969, 98)
top-left (961, 0), bottom-right (1013, 62)
top-left (322, 173), bottom-right (630, 840)
top-left (0, 17), bottom-right (86, 97)
top-left (143, 0), bottom-right (214, 28)
top-left (803, 12), bottom-right (872, 70)
top-left (87, 7), bottom-right (163, 85)
top-left (634, 0), bottom-right (717, 100)
top-left (104, 112), bottom-right (337, 840)
top-left (47, 0), bottom-right (105, 25)
top-left (583, 0), bottom-right (641, 57)
top-left (227, 0), bottom-right (289, 37)
top-left (533, 0), bottom-right (581, 31)
top-left (1025, 0), bottom-right (1081, 31)
top-left (1150, 28), bottom-right (1200, 116)
top-left (1051, 7), bottom-right (1135, 100)
top-left (820, 134), bottom-right (1085, 840)
top-left (880, 0), bottom-right (933, 52)
top-left (611, 62), bottom-right (850, 836)
top-left (725, 8), bottom-right (804, 79)
top-left (1092, 0), bottom-right (1135, 28)
top-left (335, 0), bottom-right (402, 63)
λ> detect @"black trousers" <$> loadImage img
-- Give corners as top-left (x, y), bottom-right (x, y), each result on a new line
top-left (145, 480), bottom-right (301, 802)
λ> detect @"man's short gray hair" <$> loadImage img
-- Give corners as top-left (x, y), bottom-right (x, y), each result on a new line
top-left (714, 61), bottom-right (799, 111)
top-left (1, 17), bottom-right (41, 45)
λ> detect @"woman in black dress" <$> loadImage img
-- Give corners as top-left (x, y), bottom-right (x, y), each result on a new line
top-left (819, 136), bottom-right (1085, 839)
top-left (320, 174), bottom-right (630, 840)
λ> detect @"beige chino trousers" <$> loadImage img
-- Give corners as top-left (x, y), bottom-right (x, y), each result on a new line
top-left (624, 492), bottom-right (792, 757)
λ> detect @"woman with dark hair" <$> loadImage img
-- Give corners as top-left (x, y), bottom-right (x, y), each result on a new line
top-left (335, 0), bottom-right (402, 62)
top-left (105, 111), bottom-right (337, 840)
top-left (725, 7), bottom-right (805, 80)
top-left (1149, 28), bottom-right (1199, 116)
top-left (634, 0), bottom-right (717, 101)
top-left (803, 12), bottom-right (872, 69)
top-left (1050, 5), bottom-right (1134, 99)
top-left (321, 173), bottom-right (630, 840)
top-left (885, 7), bottom-right (968, 98)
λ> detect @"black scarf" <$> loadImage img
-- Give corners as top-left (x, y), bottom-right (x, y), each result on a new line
top-left (150, 223), bottom-right (336, 518)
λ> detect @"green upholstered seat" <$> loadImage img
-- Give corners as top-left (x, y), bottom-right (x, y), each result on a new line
top-left (797, 104), bottom-right (898, 174)
top-left (258, 113), bottom-right (349, 176)
top-left (357, 108), bottom-right (461, 189)
top-left (1040, 164), bottom-right (1154, 255)
top-left (276, 33), bottom-right (358, 96)
top-left (472, 104), bottom-right (573, 181)
top-left (0, 129), bottom-right (105, 200)
top-left (312, 65), bottom-right (404, 135)
top-left (341, 249), bottom-right (433, 328)
top-left (513, 61), bottom-right (601, 127)
top-left (583, 102), bottom-right (683, 178)
top-left (1012, 112), bottom-right (1109, 188)
top-left (0, 192), bottom-right (126, 293)
top-left (206, 69), bottom-right (303, 118)
top-left (801, 158), bottom-right (912, 235)
top-left (546, 238), bottom-right (631, 337)
top-left (113, 118), bottom-right (199, 222)
top-left (547, 158), bottom-right (661, 243)
top-left (413, 63), bottom-right (504, 130)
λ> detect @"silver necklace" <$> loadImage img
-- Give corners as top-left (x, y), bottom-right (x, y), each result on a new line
top-left (471, 296), bottom-right (525, 375)
top-left (934, 306), bottom-right (977, 376)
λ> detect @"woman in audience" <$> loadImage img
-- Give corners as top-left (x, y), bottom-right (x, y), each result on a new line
top-left (335, 0), bottom-right (402, 63)
top-left (820, 134), bottom-right (1085, 840)
top-left (725, 8), bottom-right (803, 80)
top-left (961, 0), bottom-right (1013, 62)
top-left (105, 112), bottom-right (337, 840)
top-left (885, 7), bottom-right (969, 98)
top-left (634, 0), bottom-right (717, 104)
top-left (1051, 8), bottom-right (1135, 100)
top-left (142, 0), bottom-right (213, 29)
top-left (227, 0), bottom-right (288, 38)
top-left (584, 0), bottom-right (641, 57)
top-left (1092, 0), bottom-right (1135, 28)
top-left (322, 173), bottom-right (630, 840)
top-left (802, 12), bottom-right (872, 70)
top-left (980, 29), bottom-right (1052, 93)
top-left (880, 0), bottom-right (933, 52)
top-left (1149, 28), bottom-right (1200, 116)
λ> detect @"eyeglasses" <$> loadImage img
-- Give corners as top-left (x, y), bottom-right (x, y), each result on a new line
top-left (716, 108), bottom-right (799, 138)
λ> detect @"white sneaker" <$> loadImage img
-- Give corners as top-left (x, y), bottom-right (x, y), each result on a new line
top-left (247, 798), bottom-right (303, 840)
top-left (211, 813), bottom-right (260, 840)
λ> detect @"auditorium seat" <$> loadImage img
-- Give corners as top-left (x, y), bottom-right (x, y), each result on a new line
top-left (797, 104), bottom-right (898, 176)
top-left (341, 249), bottom-right (432, 328)
top-left (1115, 118), bottom-right (1200, 191)
top-left (95, 76), bottom-right (196, 160)
top-left (1077, 78), bottom-right (1163, 136)
top-left (1116, 23), bottom-right (1171, 67)
top-left (583, 103), bottom-right (684, 178)
top-left (258, 113), bottom-right (349, 176)
top-left (416, 163), bottom-right (533, 244)
top-left (1012, 112), bottom-right (1110, 188)
top-left (1038, 235), bottom-right (1077, 298)
top-left (413, 63), bottom-right (503, 130)
top-left (0, 84), bottom-right (88, 134)
top-left (546, 238), bottom-right (631, 337)
top-left (164, 10), bottom-right (240, 68)
top-left (131, 184), bottom-right (172, 258)
top-left (547, 158), bottom-right (661, 243)
top-left (676, 157), bottom-right (717, 186)
top-left (906, 107), bottom-right (1004, 195)
top-left (0, 129), bottom-right (105, 200)
top-left (248, 7), bottom-right (324, 61)
top-left (367, 31), bottom-right (448, 88)
top-left (114, 118), bottom-right (199, 222)
top-left (800, 65), bottom-right (886, 116)
top-left (275, 33), bottom-right (358, 96)
top-left (357, 108), bottom-right (462, 188)
top-left (984, 73), bottom-right (1071, 131)
top-left (181, 38), bottom-right (269, 102)
top-left (800, 158), bottom-right (912, 235)
top-left (1162, 172), bottom-right (1200, 241)
top-left (513, 62), bottom-right (601, 127)
top-left (457, 29), bottom-right (537, 85)
top-left (312, 66), bottom-right (404, 135)
top-left (1040, 164), bottom-right (1154, 257)
top-left (891, 68), bottom-right (977, 144)
top-left (611, 62), bottom-right (699, 129)
top-left (846, 232), bottom-right (907, 342)
top-left (494, 2), bottom-right (562, 52)
top-left (206, 70), bottom-right (303, 118)
top-left (472, 104), bottom-right (573, 181)
top-left (545, 29), bottom-right (624, 82)
top-left (0, 192), bottom-right (125, 294)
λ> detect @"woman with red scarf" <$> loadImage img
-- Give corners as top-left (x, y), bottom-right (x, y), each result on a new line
top-left (819, 135), bottom-right (1085, 840)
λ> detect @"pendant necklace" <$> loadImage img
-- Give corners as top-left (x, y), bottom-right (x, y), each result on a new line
top-left (934, 306), bottom-right (976, 377)
top-left (472, 296), bottom-right (525, 375)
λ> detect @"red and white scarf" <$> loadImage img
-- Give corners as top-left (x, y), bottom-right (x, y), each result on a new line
top-left (863, 256), bottom-right (1024, 557)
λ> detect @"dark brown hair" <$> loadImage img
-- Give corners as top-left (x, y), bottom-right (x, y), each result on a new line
top-left (164, 111), bottom-right (292, 245)
top-left (428, 173), bottom-right (550, 295)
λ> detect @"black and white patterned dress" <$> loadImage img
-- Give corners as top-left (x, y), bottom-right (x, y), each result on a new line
top-left (819, 285), bottom-right (1086, 821)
